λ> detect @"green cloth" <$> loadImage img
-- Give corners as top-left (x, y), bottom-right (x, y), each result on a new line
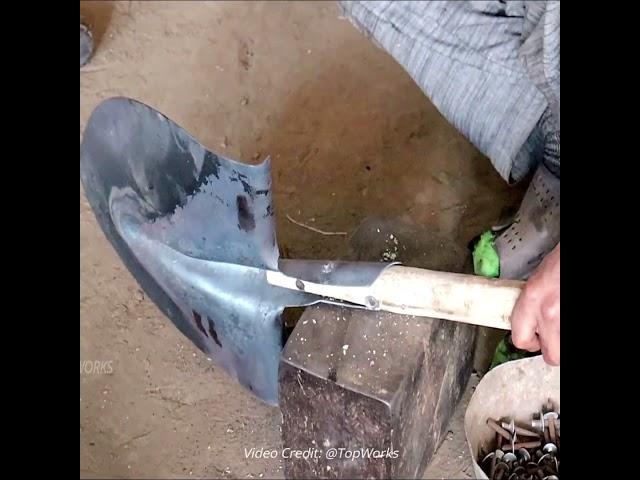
top-left (472, 230), bottom-right (530, 369)
top-left (472, 231), bottom-right (500, 278)
top-left (490, 335), bottom-right (529, 370)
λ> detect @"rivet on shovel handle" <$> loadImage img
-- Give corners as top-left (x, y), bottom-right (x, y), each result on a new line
top-left (365, 295), bottom-right (379, 310)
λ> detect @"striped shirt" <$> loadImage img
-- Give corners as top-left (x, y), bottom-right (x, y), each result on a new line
top-left (339, 1), bottom-right (560, 183)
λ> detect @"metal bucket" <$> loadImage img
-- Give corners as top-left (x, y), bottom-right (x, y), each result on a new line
top-left (464, 356), bottom-right (560, 479)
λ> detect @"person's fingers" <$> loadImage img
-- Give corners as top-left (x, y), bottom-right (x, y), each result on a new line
top-left (538, 297), bottom-right (560, 365)
top-left (512, 323), bottom-right (541, 352)
top-left (538, 327), bottom-right (560, 365)
top-left (508, 243), bottom-right (559, 363)
top-left (510, 292), bottom-right (541, 352)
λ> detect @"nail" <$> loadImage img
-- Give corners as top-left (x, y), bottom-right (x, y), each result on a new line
top-left (512, 466), bottom-right (525, 475)
top-left (502, 419), bottom-right (515, 434)
top-left (490, 449), bottom-right (504, 478)
top-left (487, 418), bottom-right (513, 441)
top-left (542, 411), bottom-right (558, 443)
top-left (493, 462), bottom-right (509, 480)
top-left (503, 452), bottom-right (517, 463)
top-left (542, 461), bottom-right (559, 476)
top-left (547, 418), bottom-right (557, 444)
top-left (502, 440), bottom-right (541, 450)
top-left (501, 421), bottom-right (542, 438)
top-left (518, 448), bottom-right (531, 462)
top-left (490, 457), bottom-right (498, 478)
top-left (545, 398), bottom-right (554, 412)
top-left (538, 453), bottom-right (550, 465)
top-left (531, 411), bottom-right (545, 432)
top-left (537, 452), bottom-right (559, 475)
top-left (525, 461), bottom-right (539, 474)
top-left (481, 452), bottom-right (495, 465)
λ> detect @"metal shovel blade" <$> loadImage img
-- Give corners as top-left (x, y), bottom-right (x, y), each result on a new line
top-left (80, 97), bottom-right (387, 405)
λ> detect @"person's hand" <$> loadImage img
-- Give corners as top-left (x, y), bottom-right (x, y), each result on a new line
top-left (510, 243), bottom-right (560, 365)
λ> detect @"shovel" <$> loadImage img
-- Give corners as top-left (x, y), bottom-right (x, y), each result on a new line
top-left (80, 97), bottom-right (524, 405)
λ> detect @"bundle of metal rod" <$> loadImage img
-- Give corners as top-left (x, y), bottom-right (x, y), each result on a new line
top-left (479, 399), bottom-right (559, 480)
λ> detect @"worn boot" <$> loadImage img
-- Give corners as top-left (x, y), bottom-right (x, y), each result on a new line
top-left (471, 160), bottom-right (560, 370)
top-left (494, 162), bottom-right (560, 280)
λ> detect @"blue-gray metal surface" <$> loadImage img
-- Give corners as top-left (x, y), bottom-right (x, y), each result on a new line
top-left (80, 98), bottom-right (390, 405)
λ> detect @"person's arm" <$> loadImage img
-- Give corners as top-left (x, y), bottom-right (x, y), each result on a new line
top-left (510, 243), bottom-right (560, 365)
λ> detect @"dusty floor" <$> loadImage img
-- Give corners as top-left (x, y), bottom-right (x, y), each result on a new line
top-left (80, 2), bottom-right (524, 478)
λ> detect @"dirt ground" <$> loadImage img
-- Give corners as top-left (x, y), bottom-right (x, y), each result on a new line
top-left (80, 2), bottom-right (524, 478)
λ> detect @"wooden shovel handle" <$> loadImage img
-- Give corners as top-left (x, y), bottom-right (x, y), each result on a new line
top-left (370, 266), bottom-right (524, 330)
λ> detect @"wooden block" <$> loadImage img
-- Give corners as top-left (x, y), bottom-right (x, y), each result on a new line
top-left (279, 303), bottom-right (475, 479)
top-left (279, 217), bottom-right (480, 478)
